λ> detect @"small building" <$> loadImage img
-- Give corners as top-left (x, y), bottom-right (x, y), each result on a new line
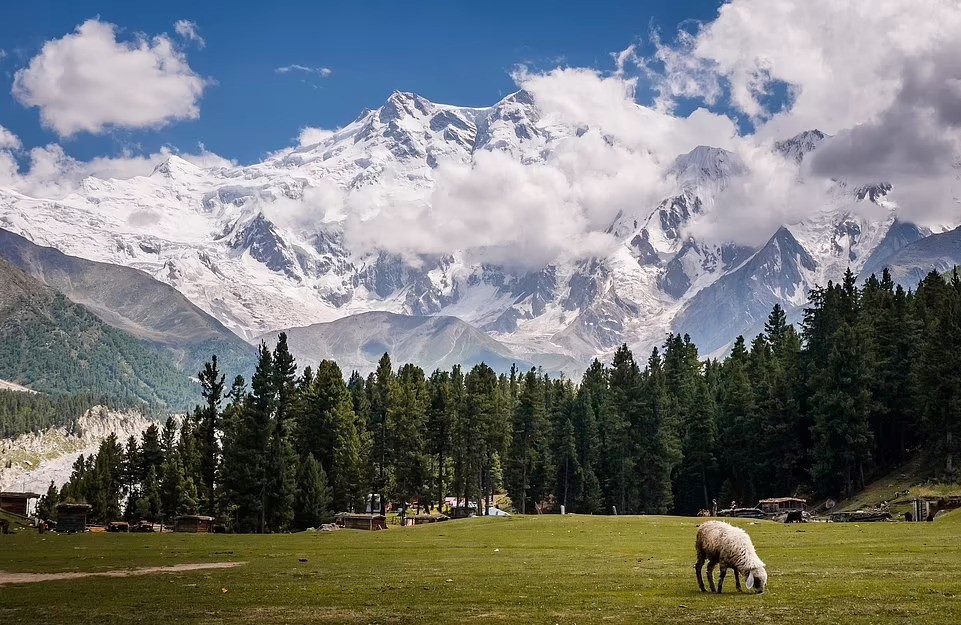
top-left (56, 503), bottom-right (92, 533)
top-left (759, 497), bottom-right (807, 515)
top-left (913, 496), bottom-right (961, 521)
top-left (173, 515), bottom-right (214, 533)
top-left (404, 514), bottom-right (449, 526)
top-left (0, 491), bottom-right (41, 517)
top-left (334, 513), bottom-right (388, 530)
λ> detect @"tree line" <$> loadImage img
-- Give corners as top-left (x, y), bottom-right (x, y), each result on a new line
top-left (40, 268), bottom-right (961, 529)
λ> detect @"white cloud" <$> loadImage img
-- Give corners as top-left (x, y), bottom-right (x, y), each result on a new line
top-left (652, 0), bottom-right (961, 138)
top-left (332, 68), bottom-right (742, 268)
top-left (174, 20), bottom-right (205, 48)
top-left (646, 0), bottom-right (961, 238)
top-left (12, 18), bottom-right (208, 137)
top-left (343, 149), bottom-right (619, 269)
top-left (276, 64), bottom-right (332, 77)
top-left (297, 127), bottom-right (336, 147)
top-left (0, 142), bottom-right (233, 198)
top-left (0, 125), bottom-right (20, 150)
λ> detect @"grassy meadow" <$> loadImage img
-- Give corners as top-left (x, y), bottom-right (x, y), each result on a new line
top-left (2, 513), bottom-right (960, 625)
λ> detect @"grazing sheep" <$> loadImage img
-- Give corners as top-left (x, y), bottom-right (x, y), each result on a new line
top-left (696, 509), bottom-right (711, 517)
top-left (695, 520), bottom-right (768, 594)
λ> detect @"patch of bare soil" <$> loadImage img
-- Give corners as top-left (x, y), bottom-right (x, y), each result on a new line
top-left (0, 561), bottom-right (244, 586)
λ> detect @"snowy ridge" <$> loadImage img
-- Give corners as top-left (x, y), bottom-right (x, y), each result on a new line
top-left (0, 90), bottom-right (943, 369)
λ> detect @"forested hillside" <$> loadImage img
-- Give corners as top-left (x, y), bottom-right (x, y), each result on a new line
top-left (52, 268), bottom-right (961, 528)
top-left (0, 258), bottom-right (198, 411)
top-left (0, 390), bottom-right (114, 438)
top-left (0, 227), bottom-right (257, 380)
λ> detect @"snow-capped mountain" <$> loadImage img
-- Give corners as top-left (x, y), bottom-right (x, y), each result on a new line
top-left (0, 90), bottom-right (947, 371)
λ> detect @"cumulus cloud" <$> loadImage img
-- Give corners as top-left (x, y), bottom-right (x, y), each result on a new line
top-left (0, 125), bottom-right (19, 150)
top-left (7, 0), bottom-right (961, 265)
top-left (276, 64), bottom-right (332, 77)
top-left (174, 20), bottom-right (205, 48)
top-left (297, 127), bottom-right (336, 147)
top-left (641, 0), bottom-right (961, 238)
top-left (12, 18), bottom-right (208, 137)
top-left (0, 142), bottom-right (233, 198)
top-left (343, 149), bottom-right (619, 269)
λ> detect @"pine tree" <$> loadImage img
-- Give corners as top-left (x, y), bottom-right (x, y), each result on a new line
top-left (195, 355), bottom-right (225, 513)
top-left (37, 480), bottom-right (59, 521)
top-left (606, 347), bottom-right (638, 513)
top-left (221, 344), bottom-right (273, 532)
top-left (369, 354), bottom-right (394, 514)
top-left (716, 336), bottom-right (759, 504)
top-left (570, 390), bottom-right (602, 513)
top-left (427, 370), bottom-right (456, 511)
top-left (265, 334), bottom-right (297, 532)
top-left (139, 423), bottom-right (164, 483)
top-left (506, 368), bottom-right (549, 513)
top-left (294, 453), bottom-right (332, 529)
top-left (388, 364), bottom-right (430, 510)
top-left (141, 465), bottom-right (162, 521)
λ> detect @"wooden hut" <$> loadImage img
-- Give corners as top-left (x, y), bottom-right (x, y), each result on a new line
top-left (758, 497), bottom-right (807, 515)
top-left (334, 513), bottom-right (388, 530)
top-left (56, 503), bottom-right (92, 533)
top-left (913, 496), bottom-right (961, 521)
top-left (0, 491), bottom-right (41, 517)
top-left (173, 515), bottom-right (214, 533)
top-left (404, 514), bottom-right (449, 526)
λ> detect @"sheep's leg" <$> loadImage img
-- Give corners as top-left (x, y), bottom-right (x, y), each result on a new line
top-left (707, 560), bottom-right (718, 593)
top-left (718, 564), bottom-right (728, 593)
top-left (733, 568), bottom-right (743, 592)
top-left (696, 554), bottom-right (707, 592)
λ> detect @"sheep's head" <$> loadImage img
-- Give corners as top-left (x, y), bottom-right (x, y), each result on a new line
top-left (745, 567), bottom-right (767, 594)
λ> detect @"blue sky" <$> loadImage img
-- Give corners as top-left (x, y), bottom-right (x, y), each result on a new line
top-left (0, 0), bottom-right (724, 164)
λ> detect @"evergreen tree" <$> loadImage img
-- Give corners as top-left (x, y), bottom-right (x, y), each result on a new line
top-left (221, 343), bottom-right (273, 532)
top-left (195, 355), bottom-right (225, 513)
top-left (369, 354), bottom-right (394, 514)
top-left (388, 364), bottom-right (430, 510)
top-left (37, 480), bottom-right (59, 521)
top-left (506, 368), bottom-right (549, 514)
top-left (139, 423), bottom-right (164, 483)
top-left (294, 453), bottom-right (332, 529)
top-left (265, 334), bottom-right (298, 532)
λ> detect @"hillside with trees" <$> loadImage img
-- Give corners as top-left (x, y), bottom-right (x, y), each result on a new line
top-left (46, 268), bottom-right (961, 529)
top-left (0, 258), bottom-right (198, 413)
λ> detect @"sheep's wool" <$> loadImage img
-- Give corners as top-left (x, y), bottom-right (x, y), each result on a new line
top-left (696, 520), bottom-right (767, 586)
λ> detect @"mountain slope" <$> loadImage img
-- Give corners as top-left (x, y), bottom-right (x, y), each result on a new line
top-left (672, 227), bottom-right (816, 355)
top-left (259, 311), bottom-right (582, 377)
top-left (0, 92), bottom-right (954, 370)
top-left (0, 227), bottom-right (257, 377)
top-left (0, 258), bottom-right (196, 407)
top-left (858, 225), bottom-right (961, 287)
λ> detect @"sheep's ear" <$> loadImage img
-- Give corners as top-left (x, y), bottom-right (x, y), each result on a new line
top-left (746, 572), bottom-right (755, 589)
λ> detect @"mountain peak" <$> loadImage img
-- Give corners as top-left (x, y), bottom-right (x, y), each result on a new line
top-left (669, 146), bottom-right (746, 187)
top-left (151, 155), bottom-right (201, 178)
top-left (774, 129), bottom-right (828, 163)
top-left (380, 91), bottom-right (432, 122)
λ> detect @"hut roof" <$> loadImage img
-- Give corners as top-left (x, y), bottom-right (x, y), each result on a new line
top-left (173, 515), bottom-right (214, 521)
top-left (56, 502), bottom-right (92, 511)
top-left (0, 491), bottom-right (42, 499)
top-left (759, 497), bottom-right (807, 504)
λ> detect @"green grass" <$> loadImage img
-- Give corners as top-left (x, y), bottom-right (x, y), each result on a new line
top-left (2, 515), bottom-right (961, 625)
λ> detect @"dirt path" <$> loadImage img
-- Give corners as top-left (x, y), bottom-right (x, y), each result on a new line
top-left (0, 561), bottom-right (245, 586)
